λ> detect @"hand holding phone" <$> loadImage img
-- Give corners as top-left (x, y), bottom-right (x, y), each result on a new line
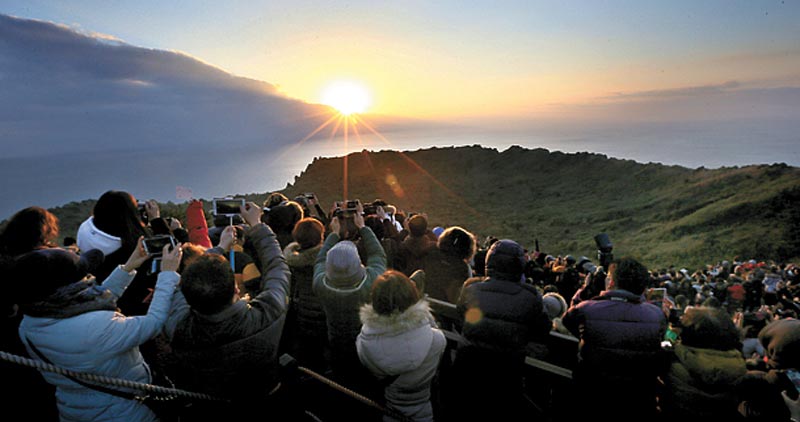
top-left (142, 235), bottom-right (178, 257)
top-left (213, 197), bottom-right (245, 216)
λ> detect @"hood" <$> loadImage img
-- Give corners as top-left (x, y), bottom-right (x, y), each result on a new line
top-left (674, 344), bottom-right (746, 386)
top-left (77, 217), bottom-right (122, 256)
top-left (358, 300), bottom-right (437, 374)
top-left (284, 242), bottom-right (321, 268)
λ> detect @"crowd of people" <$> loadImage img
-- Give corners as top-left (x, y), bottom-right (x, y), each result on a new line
top-left (1, 190), bottom-right (799, 422)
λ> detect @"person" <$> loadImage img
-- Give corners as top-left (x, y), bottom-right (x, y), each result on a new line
top-left (16, 240), bottom-right (182, 422)
top-left (660, 306), bottom-right (746, 420)
top-left (76, 191), bottom-right (154, 316)
top-left (423, 226), bottom-right (476, 303)
top-left (162, 202), bottom-right (291, 420)
top-left (313, 202), bottom-right (386, 392)
top-left (185, 199), bottom-right (212, 248)
top-left (0, 206), bottom-right (62, 421)
top-left (0, 206), bottom-right (59, 256)
top-left (542, 291), bottom-right (571, 335)
top-left (281, 217), bottom-right (328, 371)
top-left (453, 239), bottom-right (552, 420)
top-left (357, 270), bottom-right (446, 422)
top-left (738, 318), bottom-right (800, 421)
top-left (399, 214), bottom-right (435, 277)
top-left (264, 200), bottom-right (304, 249)
top-left (561, 257), bottom-right (667, 421)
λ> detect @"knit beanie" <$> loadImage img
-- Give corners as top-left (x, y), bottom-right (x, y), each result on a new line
top-left (542, 292), bottom-right (568, 320)
top-left (325, 241), bottom-right (366, 287)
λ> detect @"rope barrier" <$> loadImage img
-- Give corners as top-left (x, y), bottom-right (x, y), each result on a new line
top-left (0, 350), bottom-right (227, 403)
top-left (296, 365), bottom-right (414, 422)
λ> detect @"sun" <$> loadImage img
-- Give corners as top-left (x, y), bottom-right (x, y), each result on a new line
top-left (320, 80), bottom-right (371, 115)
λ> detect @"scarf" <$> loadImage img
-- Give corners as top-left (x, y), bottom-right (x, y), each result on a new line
top-left (20, 278), bottom-right (118, 318)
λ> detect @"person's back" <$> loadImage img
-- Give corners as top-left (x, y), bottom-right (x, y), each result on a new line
top-left (562, 257), bottom-right (667, 421)
top-left (164, 203), bottom-right (290, 419)
top-left (423, 226), bottom-right (475, 303)
top-left (313, 210), bottom-right (386, 388)
top-left (357, 271), bottom-right (446, 422)
top-left (453, 239), bottom-right (551, 421)
top-left (661, 306), bottom-right (746, 420)
top-left (282, 218), bottom-right (328, 371)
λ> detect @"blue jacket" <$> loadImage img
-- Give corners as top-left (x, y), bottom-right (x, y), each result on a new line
top-left (19, 267), bottom-right (179, 422)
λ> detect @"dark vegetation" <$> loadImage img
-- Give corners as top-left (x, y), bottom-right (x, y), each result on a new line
top-left (10, 145), bottom-right (800, 269)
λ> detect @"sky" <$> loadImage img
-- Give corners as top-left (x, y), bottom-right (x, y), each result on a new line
top-left (1, 1), bottom-right (799, 218)
top-left (3, 0), bottom-right (799, 120)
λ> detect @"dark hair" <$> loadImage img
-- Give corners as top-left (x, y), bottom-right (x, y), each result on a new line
top-left (264, 192), bottom-right (289, 209)
top-left (611, 257), bottom-right (650, 295)
top-left (364, 216), bottom-right (385, 240)
top-left (438, 226), bottom-right (476, 261)
top-left (178, 243), bottom-right (207, 273)
top-left (0, 206), bottom-right (59, 256)
top-left (407, 215), bottom-right (428, 237)
top-left (180, 254), bottom-right (236, 315)
top-left (92, 191), bottom-right (146, 249)
top-left (63, 236), bottom-right (77, 247)
top-left (371, 270), bottom-right (421, 315)
top-left (679, 306), bottom-right (742, 351)
top-left (265, 201), bottom-right (303, 233)
top-left (292, 218), bottom-right (325, 250)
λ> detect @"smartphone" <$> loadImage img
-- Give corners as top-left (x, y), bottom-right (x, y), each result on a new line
top-left (213, 198), bottom-right (245, 216)
top-left (142, 234), bottom-right (177, 257)
top-left (647, 287), bottom-right (666, 309)
top-left (787, 369), bottom-right (800, 394)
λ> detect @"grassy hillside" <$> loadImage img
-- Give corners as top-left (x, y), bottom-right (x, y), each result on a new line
top-left (282, 146), bottom-right (800, 269)
top-left (13, 145), bottom-right (800, 270)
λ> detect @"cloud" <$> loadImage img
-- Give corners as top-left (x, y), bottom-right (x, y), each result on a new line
top-left (600, 81), bottom-right (741, 101)
top-left (0, 14), bottom-right (333, 157)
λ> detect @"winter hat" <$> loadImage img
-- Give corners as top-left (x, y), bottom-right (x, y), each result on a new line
top-left (325, 241), bottom-right (366, 287)
top-left (758, 318), bottom-right (800, 369)
top-left (13, 248), bottom-right (104, 303)
top-left (542, 292), bottom-right (568, 320)
top-left (77, 217), bottom-right (122, 256)
top-left (486, 239), bottom-right (526, 281)
top-left (432, 226), bottom-right (444, 238)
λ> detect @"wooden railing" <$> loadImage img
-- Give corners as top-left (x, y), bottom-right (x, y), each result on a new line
top-left (426, 296), bottom-right (579, 380)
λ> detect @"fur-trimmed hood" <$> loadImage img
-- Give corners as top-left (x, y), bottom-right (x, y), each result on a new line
top-left (357, 300), bottom-right (440, 374)
top-left (284, 242), bottom-right (321, 269)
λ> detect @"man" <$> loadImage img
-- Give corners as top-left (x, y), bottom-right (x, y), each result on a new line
top-left (313, 202), bottom-right (386, 390)
top-left (163, 202), bottom-right (290, 419)
top-left (562, 257), bottom-right (667, 421)
top-left (454, 239), bottom-right (552, 421)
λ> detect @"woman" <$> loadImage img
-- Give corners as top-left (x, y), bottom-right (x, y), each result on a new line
top-left (357, 270), bottom-right (446, 422)
top-left (0, 206), bottom-right (60, 256)
top-left (0, 206), bottom-right (62, 421)
top-left (661, 306), bottom-right (746, 419)
top-left (16, 239), bottom-right (182, 422)
top-left (281, 217), bottom-right (328, 371)
top-left (422, 226), bottom-right (476, 304)
top-left (77, 190), bottom-right (153, 315)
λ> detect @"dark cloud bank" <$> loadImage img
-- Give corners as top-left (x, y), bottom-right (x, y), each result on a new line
top-left (0, 14), bottom-right (333, 157)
